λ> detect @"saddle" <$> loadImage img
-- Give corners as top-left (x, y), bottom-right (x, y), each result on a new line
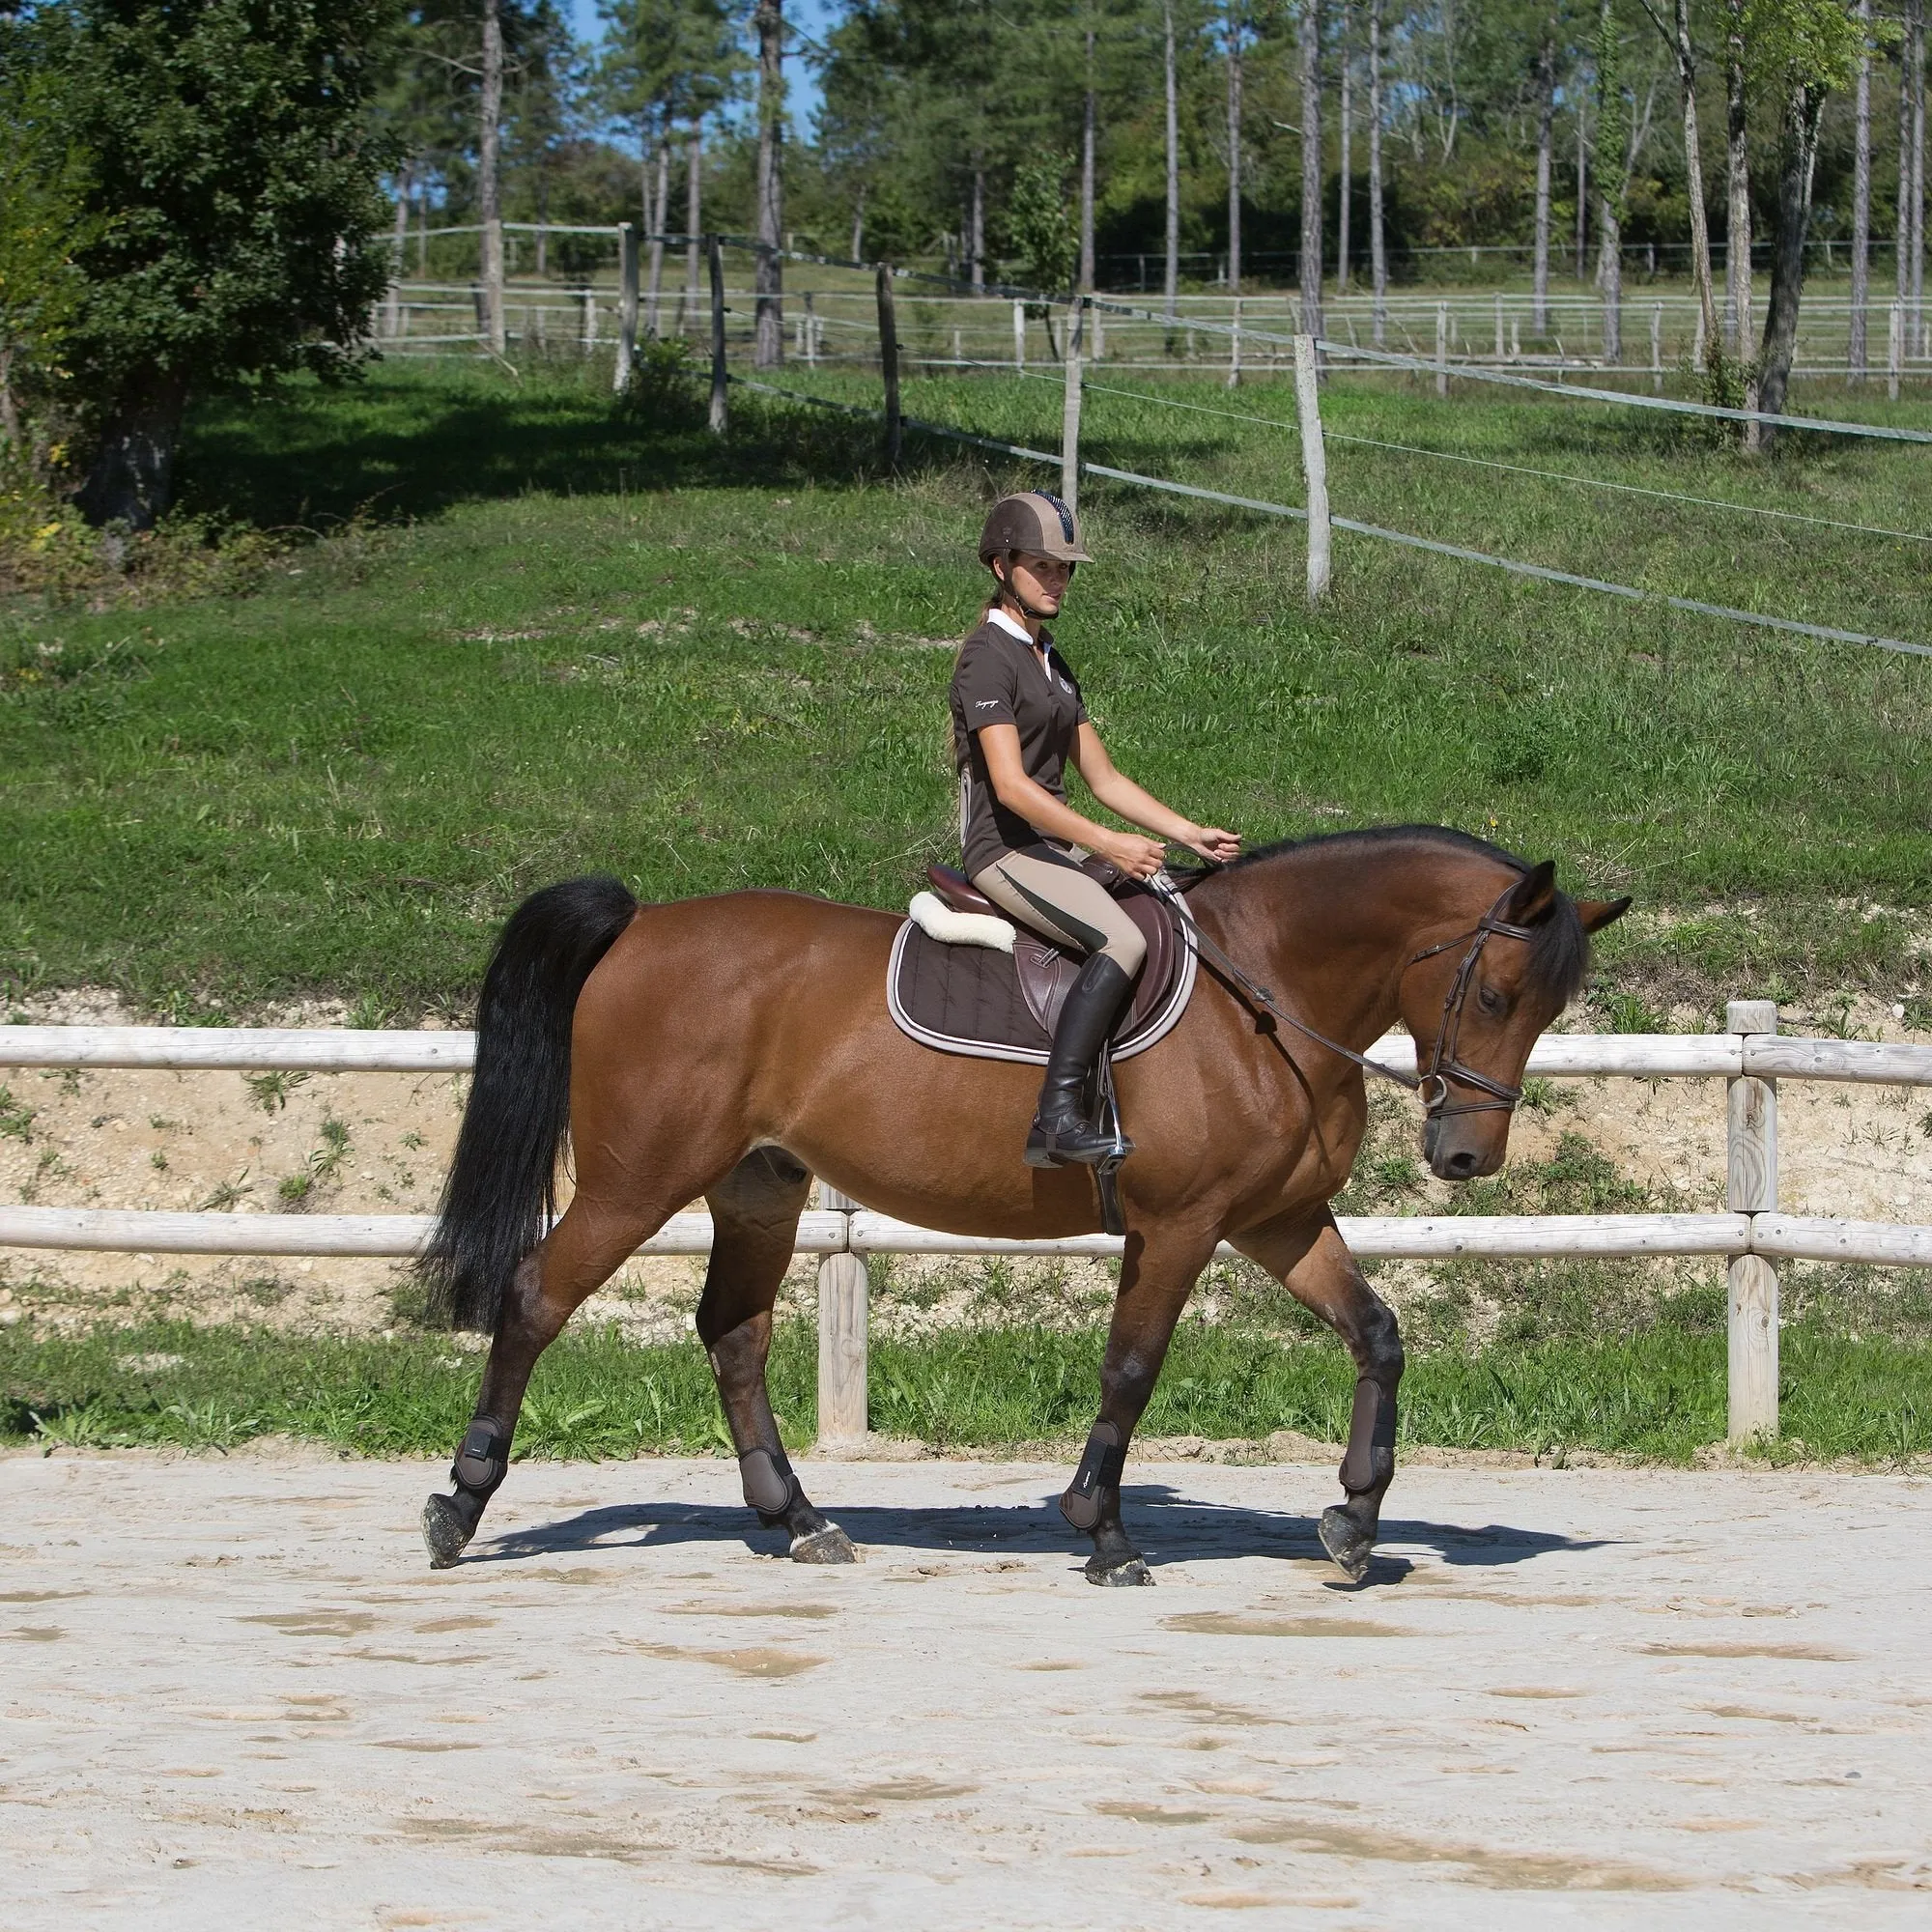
top-left (886, 858), bottom-right (1197, 1065)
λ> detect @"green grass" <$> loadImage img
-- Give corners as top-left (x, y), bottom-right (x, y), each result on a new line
top-left (3, 353), bottom-right (1930, 1015)
top-left (2, 1313), bottom-right (1924, 1464)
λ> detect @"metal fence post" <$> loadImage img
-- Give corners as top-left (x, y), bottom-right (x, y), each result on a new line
top-left (1889, 300), bottom-right (1904, 402)
top-left (614, 222), bottom-right (639, 392)
top-left (875, 263), bottom-right (901, 472)
top-left (1726, 999), bottom-right (1779, 1443)
top-left (816, 1184), bottom-right (867, 1442)
top-left (1293, 334), bottom-right (1331, 605)
top-left (1228, 296), bottom-right (1242, 388)
top-left (707, 235), bottom-right (728, 436)
top-left (1012, 298), bottom-right (1026, 370)
top-left (1435, 300), bottom-right (1449, 396)
top-left (1061, 298), bottom-right (1085, 510)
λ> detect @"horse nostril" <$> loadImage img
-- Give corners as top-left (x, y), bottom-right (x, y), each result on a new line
top-left (1442, 1150), bottom-right (1480, 1180)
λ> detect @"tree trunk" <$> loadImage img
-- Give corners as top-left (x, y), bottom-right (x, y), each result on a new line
top-left (1723, 0), bottom-right (1751, 354)
top-left (1597, 0), bottom-right (1623, 364)
top-left (1913, 0), bottom-right (1926, 339)
top-left (74, 368), bottom-right (190, 530)
top-left (1227, 4), bottom-right (1243, 295)
top-left (1369, 0), bottom-right (1386, 341)
top-left (645, 139), bottom-right (669, 339)
top-left (1576, 101), bottom-right (1588, 278)
top-left (1901, 3), bottom-right (1916, 302)
top-left (753, 0), bottom-right (784, 368)
top-left (1299, 0), bottom-right (1324, 341)
top-left (1081, 28), bottom-right (1097, 291)
top-left (686, 125), bottom-right (702, 337)
top-left (851, 183), bottom-right (866, 263)
top-left (1337, 17), bottom-right (1351, 293)
top-left (1674, 0), bottom-right (1718, 366)
top-left (1850, 0), bottom-right (1871, 377)
top-left (535, 171), bottom-right (549, 278)
top-left (479, 0), bottom-right (505, 356)
top-left (1756, 80), bottom-right (1827, 430)
top-left (1164, 2), bottom-right (1180, 326)
top-left (1533, 28), bottom-right (1554, 334)
top-left (970, 160), bottom-right (985, 291)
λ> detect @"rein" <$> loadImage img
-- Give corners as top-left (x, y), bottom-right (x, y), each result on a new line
top-left (1159, 874), bottom-right (1539, 1120)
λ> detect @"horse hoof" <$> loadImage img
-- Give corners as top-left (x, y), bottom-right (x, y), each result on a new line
top-left (790, 1524), bottom-right (860, 1565)
top-left (421, 1493), bottom-right (473, 1571)
top-left (1085, 1554), bottom-right (1153, 1587)
top-left (1319, 1505), bottom-right (1374, 1581)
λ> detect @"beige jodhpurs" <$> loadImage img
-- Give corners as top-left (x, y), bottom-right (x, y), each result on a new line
top-left (971, 846), bottom-right (1147, 978)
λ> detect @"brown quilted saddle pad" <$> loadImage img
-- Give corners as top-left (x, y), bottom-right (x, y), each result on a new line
top-left (886, 862), bottom-right (1198, 1065)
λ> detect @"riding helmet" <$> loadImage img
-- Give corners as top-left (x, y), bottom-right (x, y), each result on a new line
top-left (977, 492), bottom-right (1093, 567)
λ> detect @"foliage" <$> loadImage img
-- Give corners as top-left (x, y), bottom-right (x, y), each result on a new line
top-left (1005, 156), bottom-right (1079, 303)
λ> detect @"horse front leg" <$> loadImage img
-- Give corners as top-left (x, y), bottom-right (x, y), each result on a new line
top-left (1235, 1209), bottom-right (1405, 1582)
top-left (701, 1150), bottom-right (857, 1565)
top-left (1060, 1225), bottom-right (1221, 1588)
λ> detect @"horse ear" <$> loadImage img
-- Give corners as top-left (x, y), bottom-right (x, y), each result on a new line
top-left (1576, 895), bottom-right (1633, 933)
top-left (1502, 860), bottom-right (1558, 925)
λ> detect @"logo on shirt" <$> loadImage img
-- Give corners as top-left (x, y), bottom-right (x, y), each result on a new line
top-left (975, 699), bottom-right (1001, 709)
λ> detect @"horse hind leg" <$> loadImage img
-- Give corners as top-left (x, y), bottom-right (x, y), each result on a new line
top-left (701, 1149), bottom-right (858, 1566)
top-left (421, 1196), bottom-right (663, 1568)
top-left (1235, 1210), bottom-right (1404, 1583)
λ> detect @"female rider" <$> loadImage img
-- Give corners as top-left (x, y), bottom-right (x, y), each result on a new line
top-left (951, 492), bottom-right (1240, 1167)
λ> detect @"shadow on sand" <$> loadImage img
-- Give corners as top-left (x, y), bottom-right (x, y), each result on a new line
top-left (469, 1482), bottom-right (1615, 1588)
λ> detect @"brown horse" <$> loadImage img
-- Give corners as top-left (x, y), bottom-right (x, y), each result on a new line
top-left (417, 827), bottom-right (1627, 1585)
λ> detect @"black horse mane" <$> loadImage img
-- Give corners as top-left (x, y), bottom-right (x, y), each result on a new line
top-left (1189, 823), bottom-right (1593, 1008)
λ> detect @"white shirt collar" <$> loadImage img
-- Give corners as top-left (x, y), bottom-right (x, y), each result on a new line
top-left (986, 608), bottom-right (1036, 644)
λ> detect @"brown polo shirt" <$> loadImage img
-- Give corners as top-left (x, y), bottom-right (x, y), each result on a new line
top-left (949, 614), bottom-right (1089, 877)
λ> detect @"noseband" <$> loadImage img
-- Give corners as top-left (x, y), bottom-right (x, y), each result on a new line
top-left (1169, 876), bottom-right (1540, 1120)
top-left (1405, 884), bottom-right (1540, 1121)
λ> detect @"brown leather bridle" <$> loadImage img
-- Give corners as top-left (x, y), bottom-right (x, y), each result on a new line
top-left (1404, 883), bottom-right (1541, 1121)
top-left (1166, 875), bottom-right (1541, 1122)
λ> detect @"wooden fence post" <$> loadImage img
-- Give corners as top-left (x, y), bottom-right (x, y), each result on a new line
top-left (707, 235), bottom-right (728, 436)
top-left (1061, 298), bottom-right (1085, 510)
top-left (1494, 292), bottom-right (1505, 361)
top-left (816, 1183), bottom-right (867, 1441)
top-left (614, 222), bottom-right (639, 392)
top-left (1293, 334), bottom-right (1331, 605)
top-left (1091, 299), bottom-right (1104, 361)
top-left (1435, 301), bottom-right (1449, 396)
top-left (1650, 303), bottom-right (1663, 391)
top-left (875, 263), bottom-right (901, 473)
top-left (1012, 298), bottom-right (1026, 370)
top-left (804, 289), bottom-right (817, 367)
top-left (1889, 300), bottom-right (1904, 402)
top-left (1726, 998), bottom-right (1779, 1444)
top-left (1228, 297), bottom-right (1242, 388)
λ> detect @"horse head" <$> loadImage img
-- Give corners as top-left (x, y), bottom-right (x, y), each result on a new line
top-left (1401, 859), bottom-right (1630, 1181)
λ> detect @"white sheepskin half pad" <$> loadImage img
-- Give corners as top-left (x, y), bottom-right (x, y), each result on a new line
top-left (908, 891), bottom-right (1017, 952)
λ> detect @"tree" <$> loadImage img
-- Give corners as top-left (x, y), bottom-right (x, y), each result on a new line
top-left (753, 0), bottom-right (784, 366)
top-left (0, 60), bottom-right (103, 462)
top-left (1299, 0), bottom-right (1323, 335)
top-left (29, 1), bottom-right (395, 529)
top-left (1748, 0), bottom-right (1862, 426)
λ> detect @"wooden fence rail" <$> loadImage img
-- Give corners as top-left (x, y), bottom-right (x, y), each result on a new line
top-left (6, 1002), bottom-right (1930, 1444)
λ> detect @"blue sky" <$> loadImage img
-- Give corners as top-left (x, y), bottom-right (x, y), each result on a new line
top-left (565, 0), bottom-right (834, 136)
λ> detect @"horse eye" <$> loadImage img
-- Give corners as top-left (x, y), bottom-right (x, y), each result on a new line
top-left (1478, 985), bottom-right (1507, 1017)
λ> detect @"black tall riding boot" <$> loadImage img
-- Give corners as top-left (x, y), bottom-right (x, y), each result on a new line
top-left (1024, 953), bottom-right (1138, 1168)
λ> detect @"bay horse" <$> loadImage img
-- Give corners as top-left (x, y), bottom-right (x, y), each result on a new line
top-left (417, 827), bottom-right (1627, 1586)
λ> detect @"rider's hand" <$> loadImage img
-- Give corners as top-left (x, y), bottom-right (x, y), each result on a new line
top-left (1104, 832), bottom-right (1170, 881)
top-left (1181, 825), bottom-right (1242, 866)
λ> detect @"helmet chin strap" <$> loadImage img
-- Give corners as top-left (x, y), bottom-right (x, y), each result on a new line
top-left (993, 554), bottom-right (1065, 625)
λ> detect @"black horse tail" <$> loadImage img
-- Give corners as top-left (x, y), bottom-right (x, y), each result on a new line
top-left (418, 874), bottom-right (639, 1332)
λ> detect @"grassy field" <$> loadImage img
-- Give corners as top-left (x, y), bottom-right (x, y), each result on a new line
top-left (3, 350), bottom-right (1929, 1463)
top-left (3, 352), bottom-right (1930, 1018)
top-left (3, 1286), bottom-right (1926, 1463)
